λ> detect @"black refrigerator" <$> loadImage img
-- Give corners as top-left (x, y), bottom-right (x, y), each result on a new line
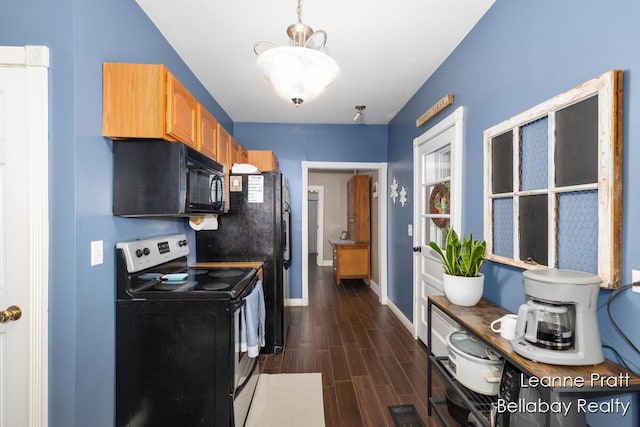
top-left (196, 171), bottom-right (291, 354)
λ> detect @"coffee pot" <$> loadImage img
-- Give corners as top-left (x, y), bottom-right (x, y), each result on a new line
top-left (512, 269), bottom-right (603, 366)
top-left (519, 300), bottom-right (574, 350)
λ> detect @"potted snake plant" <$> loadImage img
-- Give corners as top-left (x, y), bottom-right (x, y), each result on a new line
top-left (429, 227), bottom-right (487, 306)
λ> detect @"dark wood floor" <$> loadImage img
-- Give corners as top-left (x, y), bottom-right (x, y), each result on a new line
top-left (259, 257), bottom-right (451, 426)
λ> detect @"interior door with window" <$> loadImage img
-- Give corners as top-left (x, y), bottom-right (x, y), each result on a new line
top-left (413, 107), bottom-right (464, 354)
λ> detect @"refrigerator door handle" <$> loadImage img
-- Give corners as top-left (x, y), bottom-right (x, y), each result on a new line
top-left (283, 203), bottom-right (292, 269)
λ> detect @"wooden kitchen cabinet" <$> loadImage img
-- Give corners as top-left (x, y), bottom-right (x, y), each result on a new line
top-left (247, 150), bottom-right (279, 171)
top-left (331, 241), bottom-right (370, 285)
top-left (216, 124), bottom-right (231, 211)
top-left (228, 136), bottom-right (247, 166)
top-left (165, 72), bottom-right (197, 148)
top-left (217, 124), bottom-right (231, 170)
top-left (347, 175), bottom-right (370, 242)
top-left (103, 63), bottom-right (198, 148)
top-left (197, 104), bottom-right (218, 159)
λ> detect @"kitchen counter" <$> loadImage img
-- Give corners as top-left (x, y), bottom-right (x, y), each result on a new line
top-left (427, 295), bottom-right (640, 427)
top-left (429, 295), bottom-right (640, 391)
top-left (191, 261), bottom-right (264, 281)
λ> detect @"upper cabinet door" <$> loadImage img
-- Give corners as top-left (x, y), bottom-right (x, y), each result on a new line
top-left (103, 63), bottom-right (167, 139)
top-left (166, 72), bottom-right (197, 148)
top-left (247, 150), bottom-right (279, 171)
top-left (197, 104), bottom-right (218, 160)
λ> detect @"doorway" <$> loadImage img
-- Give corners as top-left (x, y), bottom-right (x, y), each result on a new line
top-left (301, 161), bottom-right (388, 306)
top-left (307, 186), bottom-right (325, 267)
top-left (412, 107), bottom-right (464, 348)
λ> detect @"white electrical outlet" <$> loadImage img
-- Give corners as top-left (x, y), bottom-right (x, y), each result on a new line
top-left (407, 224), bottom-right (413, 237)
top-left (91, 240), bottom-right (104, 266)
top-left (632, 270), bottom-right (640, 293)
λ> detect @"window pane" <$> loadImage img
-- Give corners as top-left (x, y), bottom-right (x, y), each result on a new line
top-left (425, 220), bottom-right (447, 249)
top-left (555, 96), bottom-right (598, 187)
top-left (492, 198), bottom-right (513, 258)
top-left (557, 190), bottom-right (598, 273)
top-left (520, 117), bottom-right (548, 191)
top-left (519, 195), bottom-right (548, 265)
top-left (428, 182), bottom-right (450, 216)
top-left (491, 131), bottom-right (513, 194)
top-left (425, 146), bottom-right (451, 183)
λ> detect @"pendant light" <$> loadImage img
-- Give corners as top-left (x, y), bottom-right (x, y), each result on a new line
top-left (254, 0), bottom-right (340, 106)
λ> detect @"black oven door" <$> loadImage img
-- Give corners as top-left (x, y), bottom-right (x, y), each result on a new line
top-left (187, 160), bottom-right (225, 213)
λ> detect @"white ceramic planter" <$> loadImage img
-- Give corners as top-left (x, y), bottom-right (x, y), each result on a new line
top-left (443, 273), bottom-right (484, 306)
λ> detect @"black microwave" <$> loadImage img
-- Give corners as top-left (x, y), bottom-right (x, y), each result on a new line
top-left (113, 139), bottom-right (226, 216)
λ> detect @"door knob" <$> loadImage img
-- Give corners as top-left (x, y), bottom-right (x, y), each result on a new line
top-left (412, 246), bottom-right (422, 253)
top-left (0, 305), bottom-right (22, 323)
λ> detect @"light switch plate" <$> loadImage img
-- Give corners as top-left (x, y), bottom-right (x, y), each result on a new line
top-left (91, 240), bottom-right (104, 266)
top-left (407, 224), bottom-right (413, 237)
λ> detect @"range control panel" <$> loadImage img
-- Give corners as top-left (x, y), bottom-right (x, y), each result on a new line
top-left (116, 234), bottom-right (189, 273)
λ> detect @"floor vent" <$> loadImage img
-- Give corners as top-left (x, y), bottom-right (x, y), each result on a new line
top-left (388, 404), bottom-right (425, 427)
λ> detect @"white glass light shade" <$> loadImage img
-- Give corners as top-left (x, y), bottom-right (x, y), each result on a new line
top-left (257, 46), bottom-right (339, 105)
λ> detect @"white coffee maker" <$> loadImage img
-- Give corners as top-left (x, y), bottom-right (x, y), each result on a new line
top-left (511, 268), bottom-right (604, 365)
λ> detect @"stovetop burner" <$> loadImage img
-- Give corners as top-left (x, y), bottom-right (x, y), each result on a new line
top-left (201, 282), bottom-right (232, 291)
top-left (208, 269), bottom-right (245, 278)
top-left (187, 268), bottom-right (208, 275)
top-left (154, 281), bottom-right (198, 291)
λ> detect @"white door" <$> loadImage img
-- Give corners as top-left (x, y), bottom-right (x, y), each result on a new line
top-left (0, 46), bottom-right (49, 427)
top-left (413, 107), bottom-right (464, 353)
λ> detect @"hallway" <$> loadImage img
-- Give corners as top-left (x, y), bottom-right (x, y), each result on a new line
top-left (259, 258), bottom-right (447, 426)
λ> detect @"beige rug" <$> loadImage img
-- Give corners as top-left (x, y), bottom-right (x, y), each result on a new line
top-left (245, 373), bottom-right (325, 427)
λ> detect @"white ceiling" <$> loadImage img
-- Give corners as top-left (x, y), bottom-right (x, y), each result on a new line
top-left (136, 0), bottom-right (495, 125)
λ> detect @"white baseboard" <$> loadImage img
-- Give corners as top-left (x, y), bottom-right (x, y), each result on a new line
top-left (386, 298), bottom-right (415, 336)
top-left (369, 279), bottom-right (380, 297)
top-left (317, 259), bottom-right (332, 267)
top-left (286, 298), bottom-right (307, 307)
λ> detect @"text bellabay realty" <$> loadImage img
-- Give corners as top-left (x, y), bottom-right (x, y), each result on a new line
top-left (496, 373), bottom-right (632, 417)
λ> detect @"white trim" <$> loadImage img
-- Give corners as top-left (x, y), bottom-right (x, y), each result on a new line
top-left (0, 45), bottom-right (49, 427)
top-left (386, 298), bottom-right (414, 334)
top-left (0, 45), bottom-right (49, 67)
top-left (301, 161), bottom-right (388, 307)
top-left (412, 106), bottom-right (465, 340)
top-left (285, 298), bottom-right (305, 307)
top-left (368, 279), bottom-right (382, 301)
top-left (308, 186), bottom-right (324, 267)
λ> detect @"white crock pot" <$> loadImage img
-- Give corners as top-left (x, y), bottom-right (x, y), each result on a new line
top-left (446, 331), bottom-right (504, 396)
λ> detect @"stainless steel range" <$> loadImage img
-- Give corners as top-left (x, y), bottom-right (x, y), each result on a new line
top-left (115, 234), bottom-right (260, 426)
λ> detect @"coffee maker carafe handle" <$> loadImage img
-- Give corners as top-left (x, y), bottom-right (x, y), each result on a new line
top-left (514, 303), bottom-right (536, 342)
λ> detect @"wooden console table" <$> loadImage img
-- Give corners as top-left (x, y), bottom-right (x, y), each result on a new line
top-left (427, 295), bottom-right (640, 426)
top-left (329, 239), bottom-right (370, 286)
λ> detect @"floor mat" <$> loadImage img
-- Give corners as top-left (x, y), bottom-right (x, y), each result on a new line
top-left (245, 373), bottom-right (325, 426)
top-left (388, 404), bottom-right (425, 427)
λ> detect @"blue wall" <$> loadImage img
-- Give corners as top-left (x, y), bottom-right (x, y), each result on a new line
top-left (234, 123), bottom-right (388, 298)
top-left (2, 0), bottom-right (232, 425)
top-left (388, 0), bottom-right (640, 425)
